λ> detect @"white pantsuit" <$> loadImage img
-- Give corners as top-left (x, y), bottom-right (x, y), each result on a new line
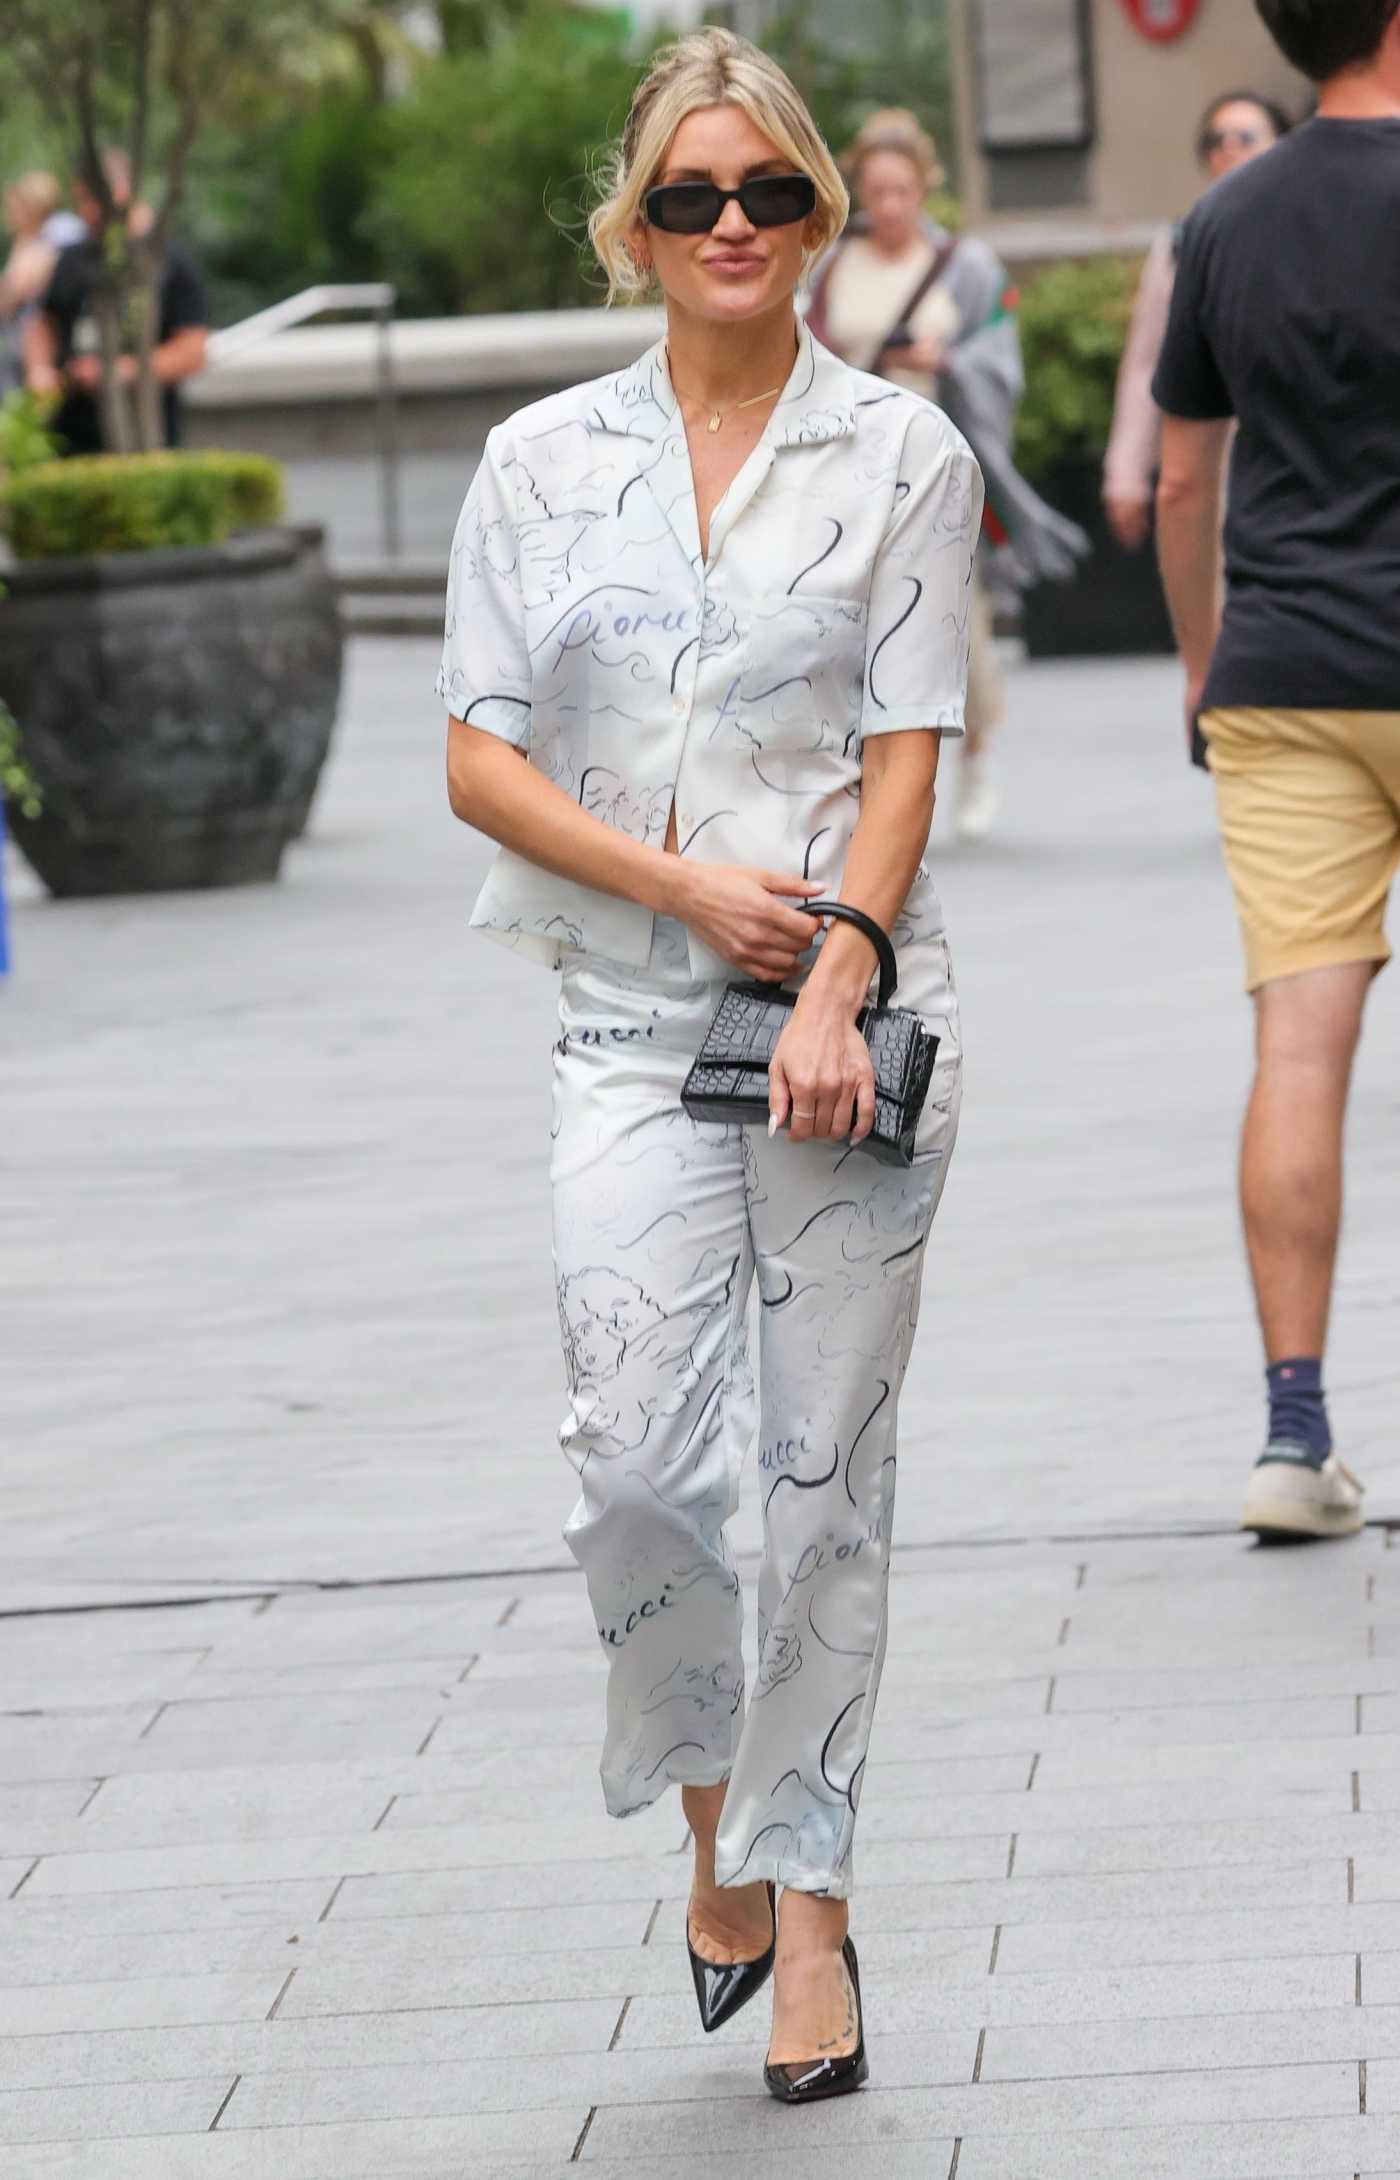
top-left (553, 914), bottom-right (960, 1896)
top-left (440, 325), bottom-right (982, 1897)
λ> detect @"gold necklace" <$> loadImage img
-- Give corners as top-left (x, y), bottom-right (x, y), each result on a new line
top-left (668, 354), bottom-right (785, 434)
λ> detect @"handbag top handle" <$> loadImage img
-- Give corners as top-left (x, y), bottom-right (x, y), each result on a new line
top-left (803, 900), bottom-right (898, 1008)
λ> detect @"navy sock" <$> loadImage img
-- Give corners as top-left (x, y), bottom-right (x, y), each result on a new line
top-left (1265, 1357), bottom-right (1331, 1466)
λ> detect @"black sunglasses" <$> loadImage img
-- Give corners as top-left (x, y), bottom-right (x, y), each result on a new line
top-left (1203, 126), bottom-right (1266, 154)
top-left (643, 173), bottom-right (816, 235)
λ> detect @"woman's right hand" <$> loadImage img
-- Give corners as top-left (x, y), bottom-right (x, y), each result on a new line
top-left (667, 863), bottom-right (826, 981)
top-left (1105, 489), bottom-right (1151, 552)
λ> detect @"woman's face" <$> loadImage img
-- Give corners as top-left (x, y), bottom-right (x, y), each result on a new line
top-left (1201, 99), bottom-right (1280, 181)
top-left (856, 149), bottom-right (926, 251)
top-left (634, 104), bottom-right (818, 326)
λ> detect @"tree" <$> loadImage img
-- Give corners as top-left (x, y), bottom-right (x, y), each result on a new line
top-left (6, 0), bottom-right (355, 453)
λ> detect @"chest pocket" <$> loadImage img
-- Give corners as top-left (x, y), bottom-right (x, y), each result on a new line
top-left (722, 593), bottom-right (868, 757)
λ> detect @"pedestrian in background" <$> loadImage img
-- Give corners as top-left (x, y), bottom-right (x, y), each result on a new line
top-left (808, 110), bottom-right (1087, 840)
top-left (24, 150), bottom-right (209, 455)
top-left (1103, 88), bottom-right (1292, 552)
top-left (1154, 0), bottom-right (1400, 1540)
top-left (0, 172), bottom-right (84, 395)
top-left (442, 27), bottom-right (978, 2101)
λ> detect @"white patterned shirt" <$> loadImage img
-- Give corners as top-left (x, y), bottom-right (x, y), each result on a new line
top-left (439, 323), bottom-right (982, 975)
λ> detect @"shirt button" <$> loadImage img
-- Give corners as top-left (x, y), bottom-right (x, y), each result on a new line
top-left (672, 696), bottom-right (686, 717)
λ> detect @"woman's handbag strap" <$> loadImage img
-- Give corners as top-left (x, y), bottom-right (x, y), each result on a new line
top-left (803, 900), bottom-right (898, 1008)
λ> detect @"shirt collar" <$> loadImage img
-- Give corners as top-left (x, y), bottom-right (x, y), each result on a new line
top-left (592, 321), bottom-right (856, 449)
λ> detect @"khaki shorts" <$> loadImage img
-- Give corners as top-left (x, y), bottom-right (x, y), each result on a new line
top-left (1203, 706), bottom-right (1400, 991)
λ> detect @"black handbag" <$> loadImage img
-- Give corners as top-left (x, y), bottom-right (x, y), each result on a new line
top-left (680, 902), bottom-right (940, 1168)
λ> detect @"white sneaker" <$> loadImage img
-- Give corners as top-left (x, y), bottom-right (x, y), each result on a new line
top-left (1241, 1446), bottom-right (1365, 1540)
top-left (957, 755), bottom-right (1000, 840)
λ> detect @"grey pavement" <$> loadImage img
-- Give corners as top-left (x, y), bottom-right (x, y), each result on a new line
top-left (2, 641), bottom-right (1400, 2173)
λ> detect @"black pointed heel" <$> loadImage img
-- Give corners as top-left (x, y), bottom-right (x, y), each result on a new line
top-left (687, 1880), bottom-right (777, 2034)
top-left (763, 1934), bottom-right (869, 2104)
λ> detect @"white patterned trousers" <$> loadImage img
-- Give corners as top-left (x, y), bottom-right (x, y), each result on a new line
top-left (550, 912), bottom-right (961, 1897)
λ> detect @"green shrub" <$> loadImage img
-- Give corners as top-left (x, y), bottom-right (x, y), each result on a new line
top-left (368, 11), bottom-right (646, 315)
top-left (0, 389), bottom-right (60, 476)
top-left (3, 451), bottom-right (285, 561)
top-left (1012, 255), bottom-right (1141, 482)
top-left (191, 94), bottom-right (394, 328)
top-left (0, 697), bottom-right (40, 818)
top-left (762, 2), bottom-right (957, 190)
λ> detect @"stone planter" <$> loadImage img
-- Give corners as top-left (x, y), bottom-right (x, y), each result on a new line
top-left (0, 525), bottom-right (342, 895)
top-left (1020, 455), bottom-right (1177, 660)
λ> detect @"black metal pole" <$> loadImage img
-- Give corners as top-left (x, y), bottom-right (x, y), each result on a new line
top-left (375, 296), bottom-right (401, 561)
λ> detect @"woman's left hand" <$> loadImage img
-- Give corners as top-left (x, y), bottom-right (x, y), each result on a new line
top-left (769, 989), bottom-right (876, 1147)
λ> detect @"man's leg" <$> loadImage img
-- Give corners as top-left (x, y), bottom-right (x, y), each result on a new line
top-left (1242, 961), bottom-right (1370, 1360)
top-left (1203, 706), bottom-right (1398, 1538)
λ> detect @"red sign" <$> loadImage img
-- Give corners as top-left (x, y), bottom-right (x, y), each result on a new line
top-left (1118, 0), bottom-right (1201, 40)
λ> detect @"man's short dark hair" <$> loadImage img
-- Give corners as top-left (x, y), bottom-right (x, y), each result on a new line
top-left (1195, 88), bottom-right (1294, 161)
top-left (1256, 0), bottom-right (1400, 81)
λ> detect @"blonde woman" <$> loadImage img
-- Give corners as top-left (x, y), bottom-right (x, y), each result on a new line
top-left (442, 29), bottom-right (980, 2101)
top-left (0, 172), bottom-right (83, 393)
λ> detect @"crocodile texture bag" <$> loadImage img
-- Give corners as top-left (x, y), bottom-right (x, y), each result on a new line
top-left (680, 902), bottom-right (939, 1168)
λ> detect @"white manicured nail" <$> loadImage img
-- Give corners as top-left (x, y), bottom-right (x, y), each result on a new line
top-left (768, 1115), bottom-right (780, 1137)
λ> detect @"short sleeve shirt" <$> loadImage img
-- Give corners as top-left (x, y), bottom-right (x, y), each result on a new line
top-left (439, 325), bottom-right (983, 976)
top-left (43, 236), bottom-right (209, 455)
top-left (1153, 119), bottom-right (1400, 714)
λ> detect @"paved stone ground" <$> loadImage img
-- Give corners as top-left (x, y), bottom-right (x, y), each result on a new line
top-left (3, 641), bottom-right (1399, 2173)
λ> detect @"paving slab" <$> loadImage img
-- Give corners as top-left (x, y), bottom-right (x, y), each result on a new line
top-left (994, 1900), bottom-right (1400, 1974)
top-left (0, 2076), bottom-right (233, 2146)
top-left (979, 2004), bottom-right (1400, 2081)
top-left (17, 2109), bottom-right (586, 2178)
top-left (0, 1999), bottom-right (623, 2093)
top-left (0, 1972), bottom-right (291, 2038)
top-left (578, 2063), bottom-right (1359, 2157)
top-left (620, 1951), bottom-right (1358, 2046)
top-left (17, 1798), bottom-right (680, 1895)
top-left (951, 2119), bottom-right (1380, 2180)
top-left (0, 1878), bottom-right (336, 1948)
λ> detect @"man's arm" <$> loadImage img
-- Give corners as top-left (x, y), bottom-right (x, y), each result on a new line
top-left (1156, 415), bottom-right (1232, 725)
top-left (1104, 231), bottom-right (1176, 548)
top-left (152, 325), bottom-right (208, 384)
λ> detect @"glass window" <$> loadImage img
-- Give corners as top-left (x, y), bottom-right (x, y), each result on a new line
top-left (968, 0), bottom-right (1095, 152)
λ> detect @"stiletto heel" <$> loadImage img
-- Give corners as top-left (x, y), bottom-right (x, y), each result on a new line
top-left (763, 1934), bottom-right (869, 2103)
top-left (687, 1879), bottom-right (777, 2033)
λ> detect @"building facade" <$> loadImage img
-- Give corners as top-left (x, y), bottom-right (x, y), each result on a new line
top-left (950, 0), bottom-right (1306, 252)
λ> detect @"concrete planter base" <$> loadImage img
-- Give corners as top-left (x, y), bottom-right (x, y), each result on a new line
top-left (0, 526), bottom-right (343, 896)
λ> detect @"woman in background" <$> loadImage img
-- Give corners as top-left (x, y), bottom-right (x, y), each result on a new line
top-left (0, 173), bottom-right (83, 394)
top-left (808, 109), bottom-right (1085, 842)
top-left (1103, 89), bottom-right (1292, 551)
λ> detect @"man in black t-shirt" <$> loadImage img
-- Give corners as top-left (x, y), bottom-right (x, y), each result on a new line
top-left (24, 155), bottom-right (209, 456)
top-left (1154, 0), bottom-right (1400, 1542)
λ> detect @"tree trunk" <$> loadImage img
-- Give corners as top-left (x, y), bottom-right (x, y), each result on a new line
top-left (131, 234), bottom-right (164, 452)
top-left (94, 275), bottom-right (136, 457)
